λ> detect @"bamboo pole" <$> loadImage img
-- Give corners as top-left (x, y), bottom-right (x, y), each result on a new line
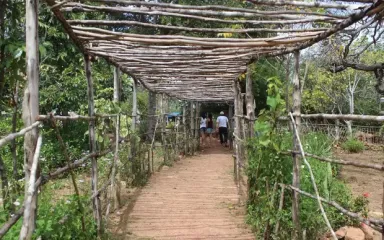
top-left (274, 185), bottom-right (285, 235)
top-left (284, 184), bottom-right (384, 227)
top-left (84, 55), bottom-right (102, 235)
top-left (291, 50), bottom-right (301, 239)
top-left (19, 135), bottom-right (42, 240)
top-left (246, 65), bottom-right (255, 138)
top-left (285, 151), bottom-right (384, 171)
top-left (1, 150), bottom-right (112, 238)
top-left (0, 122), bottom-right (41, 148)
top-left (20, 0), bottom-right (40, 237)
top-left (289, 112), bottom-right (337, 239)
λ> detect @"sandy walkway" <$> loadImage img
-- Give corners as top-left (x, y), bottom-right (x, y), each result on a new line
top-left (123, 142), bottom-right (254, 240)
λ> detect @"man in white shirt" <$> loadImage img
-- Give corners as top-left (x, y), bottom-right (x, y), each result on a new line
top-left (216, 111), bottom-right (229, 147)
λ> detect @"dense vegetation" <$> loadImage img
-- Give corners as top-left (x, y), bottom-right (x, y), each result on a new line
top-left (246, 78), bottom-right (369, 238)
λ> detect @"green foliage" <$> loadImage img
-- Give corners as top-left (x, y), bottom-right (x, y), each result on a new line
top-left (0, 192), bottom-right (96, 240)
top-left (247, 77), bottom-right (367, 239)
top-left (341, 138), bottom-right (365, 153)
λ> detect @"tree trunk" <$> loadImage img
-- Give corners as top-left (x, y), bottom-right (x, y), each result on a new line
top-left (84, 55), bottom-right (102, 235)
top-left (292, 50), bottom-right (302, 239)
top-left (20, 0), bottom-right (40, 238)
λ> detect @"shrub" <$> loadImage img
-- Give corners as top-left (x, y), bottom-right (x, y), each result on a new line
top-left (341, 138), bottom-right (364, 153)
top-left (246, 77), bottom-right (367, 239)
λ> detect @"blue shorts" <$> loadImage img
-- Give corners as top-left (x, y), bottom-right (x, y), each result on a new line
top-left (206, 128), bottom-right (213, 134)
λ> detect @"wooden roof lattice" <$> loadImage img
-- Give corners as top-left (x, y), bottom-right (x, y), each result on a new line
top-left (45, 0), bottom-right (384, 102)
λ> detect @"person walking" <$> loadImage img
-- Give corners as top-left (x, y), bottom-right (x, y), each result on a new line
top-left (206, 113), bottom-right (214, 146)
top-left (216, 111), bottom-right (229, 147)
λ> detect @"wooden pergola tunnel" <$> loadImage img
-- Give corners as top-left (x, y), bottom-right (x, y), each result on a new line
top-left (1, 0), bottom-right (384, 239)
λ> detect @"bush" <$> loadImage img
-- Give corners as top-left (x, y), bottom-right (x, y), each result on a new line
top-left (341, 138), bottom-right (364, 153)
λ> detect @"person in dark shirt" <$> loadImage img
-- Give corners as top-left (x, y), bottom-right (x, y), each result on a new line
top-left (206, 113), bottom-right (213, 146)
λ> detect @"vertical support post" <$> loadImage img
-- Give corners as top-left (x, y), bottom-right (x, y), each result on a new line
top-left (233, 80), bottom-right (241, 189)
top-left (292, 50), bottom-right (302, 239)
top-left (113, 67), bottom-right (120, 102)
top-left (147, 91), bottom-right (157, 142)
top-left (110, 66), bottom-right (121, 212)
top-left (131, 77), bottom-right (140, 185)
top-left (20, 0), bottom-right (40, 237)
top-left (132, 78), bottom-right (138, 132)
top-left (285, 54), bottom-right (291, 115)
top-left (195, 102), bottom-right (200, 150)
top-left (190, 102), bottom-right (195, 155)
top-left (183, 102), bottom-right (187, 156)
top-left (228, 104), bottom-right (234, 150)
top-left (246, 65), bottom-right (255, 138)
top-left (84, 55), bottom-right (102, 235)
top-left (160, 94), bottom-right (167, 163)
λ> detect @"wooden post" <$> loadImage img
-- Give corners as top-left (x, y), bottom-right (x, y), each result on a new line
top-left (160, 94), bottom-right (167, 163)
top-left (228, 103), bottom-right (234, 150)
top-left (292, 50), bottom-right (302, 239)
top-left (84, 55), bottom-right (102, 235)
top-left (190, 102), bottom-right (195, 155)
top-left (113, 67), bottom-right (120, 102)
top-left (195, 102), bottom-right (200, 150)
top-left (147, 91), bottom-right (157, 142)
top-left (233, 80), bottom-right (241, 188)
top-left (131, 77), bottom-right (140, 184)
top-left (246, 64), bottom-right (255, 138)
top-left (183, 102), bottom-right (187, 156)
top-left (111, 67), bottom-right (121, 212)
top-left (132, 78), bottom-right (138, 132)
top-left (20, 0), bottom-right (40, 238)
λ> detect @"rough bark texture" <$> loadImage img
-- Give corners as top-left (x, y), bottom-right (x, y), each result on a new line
top-left (246, 65), bottom-right (255, 138)
top-left (20, 0), bottom-right (40, 238)
top-left (84, 55), bottom-right (102, 235)
top-left (292, 50), bottom-right (301, 239)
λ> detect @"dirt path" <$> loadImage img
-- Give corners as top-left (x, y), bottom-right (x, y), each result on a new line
top-left (113, 141), bottom-right (254, 240)
top-left (336, 149), bottom-right (383, 219)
